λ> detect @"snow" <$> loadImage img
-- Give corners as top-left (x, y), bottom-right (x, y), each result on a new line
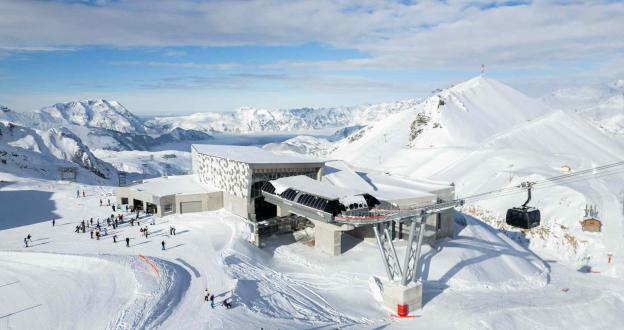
top-left (128, 174), bottom-right (220, 196)
top-left (331, 75), bottom-right (624, 279)
top-left (192, 144), bottom-right (323, 165)
top-left (2, 75), bottom-right (624, 328)
top-left (271, 175), bottom-right (362, 200)
top-left (5, 176), bottom-right (620, 329)
top-left (147, 101), bottom-right (418, 134)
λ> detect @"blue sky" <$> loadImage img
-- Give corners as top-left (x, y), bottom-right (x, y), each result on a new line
top-left (1, 0), bottom-right (623, 114)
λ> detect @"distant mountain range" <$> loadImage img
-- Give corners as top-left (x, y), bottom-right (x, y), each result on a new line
top-left (542, 80), bottom-right (624, 135)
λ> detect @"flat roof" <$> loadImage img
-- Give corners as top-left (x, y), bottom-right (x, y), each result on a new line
top-left (271, 175), bottom-right (365, 200)
top-left (192, 144), bottom-right (324, 165)
top-left (128, 175), bottom-right (220, 197)
top-left (323, 160), bottom-right (453, 204)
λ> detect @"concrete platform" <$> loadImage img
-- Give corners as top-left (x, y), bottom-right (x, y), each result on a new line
top-left (383, 281), bottom-right (423, 314)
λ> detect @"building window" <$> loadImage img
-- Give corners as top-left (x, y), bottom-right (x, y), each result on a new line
top-left (121, 197), bottom-right (128, 205)
top-left (164, 204), bottom-right (173, 213)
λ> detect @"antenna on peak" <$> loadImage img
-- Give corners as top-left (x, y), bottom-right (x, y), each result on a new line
top-left (480, 64), bottom-right (485, 76)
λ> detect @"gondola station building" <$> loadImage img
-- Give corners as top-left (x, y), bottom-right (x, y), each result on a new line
top-left (115, 144), bottom-right (455, 255)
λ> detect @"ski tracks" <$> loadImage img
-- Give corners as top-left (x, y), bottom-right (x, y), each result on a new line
top-left (222, 249), bottom-right (380, 327)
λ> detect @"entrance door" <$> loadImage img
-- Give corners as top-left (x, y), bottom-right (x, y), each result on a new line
top-left (180, 201), bottom-right (202, 214)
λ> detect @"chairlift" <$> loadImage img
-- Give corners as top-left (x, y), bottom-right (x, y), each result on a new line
top-left (506, 182), bottom-right (540, 229)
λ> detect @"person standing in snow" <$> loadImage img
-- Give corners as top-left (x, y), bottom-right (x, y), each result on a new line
top-left (75, 225), bottom-right (80, 233)
top-left (24, 237), bottom-right (29, 248)
top-left (76, 190), bottom-right (80, 198)
top-left (82, 190), bottom-right (85, 197)
top-left (27, 234), bottom-right (31, 241)
top-left (125, 237), bottom-right (130, 247)
top-left (113, 235), bottom-right (117, 243)
top-left (161, 240), bottom-right (165, 250)
top-left (210, 294), bottom-right (215, 308)
top-left (112, 205), bottom-right (116, 212)
top-left (205, 289), bottom-right (210, 302)
top-left (52, 219), bottom-right (55, 227)
top-left (100, 199), bottom-right (103, 207)
top-left (96, 230), bottom-right (100, 240)
top-left (90, 230), bottom-right (94, 239)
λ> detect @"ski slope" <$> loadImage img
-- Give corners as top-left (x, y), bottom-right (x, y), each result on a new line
top-left (1, 175), bottom-right (624, 329)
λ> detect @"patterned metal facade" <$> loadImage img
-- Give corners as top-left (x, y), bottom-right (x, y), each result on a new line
top-left (193, 149), bottom-right (251, 198)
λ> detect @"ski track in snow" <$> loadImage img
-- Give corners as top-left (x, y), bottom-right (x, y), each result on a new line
top-left (0, 251), bottom-right (190, 330)
top-left (222, 249), bottom-right (379, 327)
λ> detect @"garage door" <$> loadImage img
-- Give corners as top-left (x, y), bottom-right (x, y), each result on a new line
top-left (180, 201), bottom-right (202, 214)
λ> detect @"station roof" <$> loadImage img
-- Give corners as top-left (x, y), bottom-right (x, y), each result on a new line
top-left (192, 144), bottom-right (324, 166)
top-left (128, 175), bottom-right (219, 197)
top-left (271, 175), bottom-right (365, 201)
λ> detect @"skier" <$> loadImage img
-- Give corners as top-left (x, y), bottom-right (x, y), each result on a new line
top-left (112, 205), bottom-right (116, 212)
top-left (52, 219), bottom-right (55, 227)
top-left (125, 205), bottom-right (129, 212)
top-left (75, 225), bottom-right (80, 233)
top-left (172, 227), bottom-right (176, 235)
top-left (100, 199), bottom-right (103, 207)
top-left (161, 240), bottom-right (166, 250)
top-left (145, 227), bottom-right (149, 238)
top-left (107, 199), bottom-right (110, 206)
top-left (222, 299), bottom-right (232, 309)
top-left (113, 235), bottom-right (117, 243)
top-left (210, 294), bottom-right (215, 308)
top-left (205, 289), bottom-right (210, 302)
top-left (82, 190), bottom-right (85, 197)
top-left (90, 230), bottom-right (94, 239)
top-left (27, 234), bottom-right (31, 241)
top-left (90, 218), bottom-right (93, 225)
top-left (76, 189), bottom-right (80, 198)
top-left (96, 230), bottom-right (100, 240)
top-left (125, 237), bottom-right (130, 247)
top-left (169, 226), bottom-right (173, 235)
top-left (24, 237), bottom-right (28, 248)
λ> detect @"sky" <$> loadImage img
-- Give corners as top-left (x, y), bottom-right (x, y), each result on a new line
top-left (1, 0), bottom-right (623, 115)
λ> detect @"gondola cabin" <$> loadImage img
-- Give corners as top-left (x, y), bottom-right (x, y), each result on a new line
top-left (506, 207), bottom-right (540, 229)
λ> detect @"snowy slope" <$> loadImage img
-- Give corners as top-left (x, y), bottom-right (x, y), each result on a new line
top-left (2, 178), bottom-right (623, 329)
top-left (332, 76), bottom-right (624, 275)
top-left (0, 121), bottom-right (116, 181)
top-left (543, 79), bottom-right (624, 135)
top-left (38, 99), bottom-right (147, 134)
top-left (0, 103), bottom-right (213, 151)
top-left (147, 101), bottom-right (419, 133)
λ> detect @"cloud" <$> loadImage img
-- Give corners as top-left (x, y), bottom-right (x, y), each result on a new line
top-left (111, 60), bottom-right (240, 70)
top-left (136, 72), bottom-right (415, 93)
top-left (1, 0), bottom-right (622, 71)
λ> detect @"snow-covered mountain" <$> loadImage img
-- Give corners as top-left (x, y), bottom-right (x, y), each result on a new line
top-left (38, 100), bottom-right (148, 134)
top-left (542, 80), bottom-right (624, 135)
top-left (330, 76), bottom-right (624, 266)
top-left (147, 101), bottom-right (419, 133)
top-left (0, 101), bottom-right (213, 151)
top-left (0, 119), bottom-right (116, 181)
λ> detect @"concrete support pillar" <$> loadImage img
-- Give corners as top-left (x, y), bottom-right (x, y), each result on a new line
top-left (310, 220), bottom-right (342, 256)
top-left (437, 209), bottom-right (455, 239)
top-left (383, 281), bottom-right (423, 314)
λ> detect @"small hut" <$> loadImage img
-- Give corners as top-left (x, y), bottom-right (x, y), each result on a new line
top-left (580, 204), bottom-right (602, 232)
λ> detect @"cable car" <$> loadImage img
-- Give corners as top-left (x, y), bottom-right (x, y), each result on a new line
top-left (506, 182), bottom-right (540, 229)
